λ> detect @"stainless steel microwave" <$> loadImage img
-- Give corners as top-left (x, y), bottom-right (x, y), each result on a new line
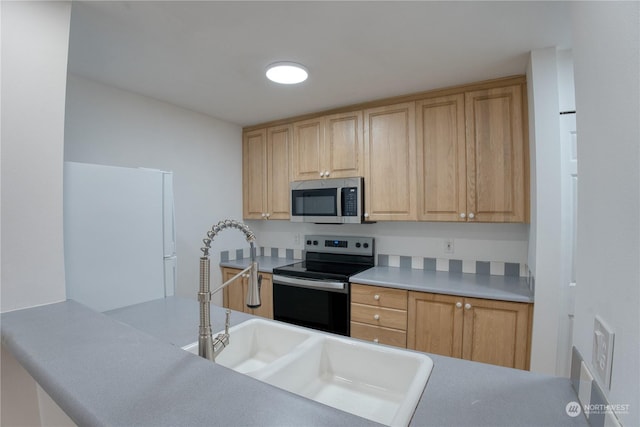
top-left (290, 177), bottom-right (363, 224)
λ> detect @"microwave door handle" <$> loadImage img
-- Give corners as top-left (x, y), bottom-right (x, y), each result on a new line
top-left (336, 187), bottom-right (343, 217)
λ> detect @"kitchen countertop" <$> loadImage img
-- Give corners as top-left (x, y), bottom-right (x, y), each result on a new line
top-left (222, 256), bottom-right (533, 303)
top-left (351, 266), bottom-right (534, 303)
top-left (220, 255), bottom-right (299, 273)
top-left (1, 297), bottom-right (586, 427)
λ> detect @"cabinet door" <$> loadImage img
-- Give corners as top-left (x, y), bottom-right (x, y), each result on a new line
top-left (325, 111), bottom-right (363, 178)
top-left (266, 125), bottom-right (291, 220)
top-left (407, 292), bottom-right (463, 358)
top-left (364, 102), bottom-right (417, 221)
top-left (292, 117), bottom-right (325, 181)
top-left (465, 85), bottom-right (527, 222)
top-left (250, 273), bottom-right (273, 319)
top-left (243, 129), bottom-right (267, 219)
top-left (416, 94), bottom-right (467, 221)
top-left (462, 297), bottom-right (531, 369)
top-left (222, 268), bottom-right (246, 313)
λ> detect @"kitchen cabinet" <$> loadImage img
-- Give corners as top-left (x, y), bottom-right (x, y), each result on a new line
top-left (350, 284), bottom-right (408, 347)
top-left (222, 267), bottom-right (273, 319)
top-left (243, 125), bottom-right (291, 220)
top-left (464, 84), bottom-right (528, 222)
top-left (416, 94), bottom-right (467, 221)
top-left (291, 111), bottom-right (363, 181)
top-left (363, 102), bottom-right (417, 221)
top-left (407, 291), bottom-right (532, 370)
top-left (416, 83), bottom-right (528, 222)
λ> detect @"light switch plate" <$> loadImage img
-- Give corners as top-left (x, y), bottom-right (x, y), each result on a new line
top-left (592, 315), bottom-right (615, 389)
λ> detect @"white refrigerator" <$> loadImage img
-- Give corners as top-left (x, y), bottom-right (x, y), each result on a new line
top-left (64, 162), bottom-right (176, 312)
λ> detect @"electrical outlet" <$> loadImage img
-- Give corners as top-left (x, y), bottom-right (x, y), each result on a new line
top-left (444, 239), bottom-right (454, 254)
top-left (294, 233), bottom-right (301, 245)
top-left (592, 315), bottom-right (615, 389)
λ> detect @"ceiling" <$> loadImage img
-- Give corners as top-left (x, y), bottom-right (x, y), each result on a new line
top-left (67, 1), bottom-right (572, 127)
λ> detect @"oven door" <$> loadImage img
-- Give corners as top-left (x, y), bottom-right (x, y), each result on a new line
top-left (272, 275), bottom-right (349, 336)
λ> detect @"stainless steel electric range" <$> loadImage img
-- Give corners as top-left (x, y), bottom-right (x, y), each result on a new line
top-left (272, 235), bottom-right (375, 336)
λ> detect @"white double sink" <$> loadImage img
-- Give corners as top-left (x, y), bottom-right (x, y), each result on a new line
top-left (182, 318), bottom-right (433, 427)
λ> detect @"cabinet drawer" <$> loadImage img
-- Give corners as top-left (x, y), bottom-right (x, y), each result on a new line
top-left (351, 322), bottom-right (407, 348)
top-left (351, 284), bottom-right (408, 310)
top-left (351, 303), bottom-right (407, 330)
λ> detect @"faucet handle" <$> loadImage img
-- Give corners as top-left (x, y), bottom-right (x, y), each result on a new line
top-left (224, 309), bottom-right (231, 335)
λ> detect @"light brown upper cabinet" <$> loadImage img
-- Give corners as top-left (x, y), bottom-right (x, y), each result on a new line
top-left (291, 111), bottom-right (363, 181)
top-left (417, 84), bottom-right (528, 222)
top-left (464, 84), bottom-right (528, 222)
top-left (243, 125), bottom-right (291, 220)
top-left (416, 94), bottom-right (467, 221)
top-left (364, 102), bottom-right (417, 221)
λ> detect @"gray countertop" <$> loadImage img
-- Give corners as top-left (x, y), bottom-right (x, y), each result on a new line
top-left (1, 297), bottom-right (586, 426)
top-left (351, 266), bottom-right (534, 303)
top-left (222, 256), bottom-right (534, 303)
top-left (220, 255), bottom-right (299, 273)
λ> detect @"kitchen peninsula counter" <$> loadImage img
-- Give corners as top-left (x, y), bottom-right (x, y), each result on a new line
top-left (1, 297), bottom-right (585, 427)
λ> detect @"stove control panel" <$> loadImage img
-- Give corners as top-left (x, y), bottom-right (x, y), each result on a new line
top-left (304, 235), bottom-right (374, 256)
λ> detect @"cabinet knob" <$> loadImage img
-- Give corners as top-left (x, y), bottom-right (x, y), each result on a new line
top-left (265, 213), bottom-right (271, 218)
top-left (325, 170), bottom-right (330, 177)
top-left (373, 338), bottom-right (379, 344)
top-left (319, 171), bottom-right (325, 177)
top-left (261, 213), bottom-right (266, 218)
top-left (459, 213), bottom-right (466, 219)
top-left (364, 212), bottom-right (370, 218)
top-left (456, 302), bottom-right (462, 308)
top-left (464, 303), bottom-right (471, 310)
top-left (373, 314), bottom-right (380, 320)
top-left (468, 213), bottom-right (475, 219)
top-left (373, 294), bottom-right (380, 301)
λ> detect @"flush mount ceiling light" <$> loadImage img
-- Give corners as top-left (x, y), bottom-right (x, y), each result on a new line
top-left (265, 62), bottom-right (308, 84)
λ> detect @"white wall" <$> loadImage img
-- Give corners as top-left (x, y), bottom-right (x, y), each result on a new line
top-left (1, 0), bottom-right (70, 313)
top-left (64, 74), bottom-right (244, 302)
top-left (249, 220), bottom-right (529, 264)
top-left (526, 48), bottom-right (563, 375)
top-left (570, 2), bottom-right (639, 425)
top-left (1, 1), bottom-right (73, 424)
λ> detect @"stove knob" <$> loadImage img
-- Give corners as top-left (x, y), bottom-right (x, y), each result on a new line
top-left (306, 240), bottom-right (311, 245)
top-left (313, 240), bottom-right (318, 246)
top-left (355, 242), bottom-right (361, 248)
top-left (363, 243), bottom-right (369, 249)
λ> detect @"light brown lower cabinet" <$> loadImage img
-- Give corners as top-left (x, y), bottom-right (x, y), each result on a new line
top-left (350, 284), bottom-right (408, 347)
top-left (221, 267), bottom-right (273, 319)
top-left (407, 291), bottom-right (532, 370)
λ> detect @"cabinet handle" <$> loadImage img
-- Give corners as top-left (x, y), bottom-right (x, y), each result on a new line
top-left (464, 303), bottom-right (471, 310)
top-left (373, 314), bottom-right (380, 320)
top-left (373, 338), bottom-right (379, 344)
top-left (468, 213), bottom-right (475, 219)
top-left (373, 294), bottom-right (380, 301)
top-left (459, 213), bottom-right (466, 219)
top-left (456, 302), bottom-right (462, 308)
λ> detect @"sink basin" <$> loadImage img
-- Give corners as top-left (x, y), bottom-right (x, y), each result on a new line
top-left (182, 318), bottom-right (433, 426)
top-left (260, 335), bottom-right (433, 427)
top-left (181, 318), bottom-right (314, 376)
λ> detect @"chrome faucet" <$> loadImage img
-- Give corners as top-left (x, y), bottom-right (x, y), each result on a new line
top-left (198, 219), bottom-right (261, 362)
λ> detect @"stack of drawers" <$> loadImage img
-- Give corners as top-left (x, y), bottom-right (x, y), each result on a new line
top-left (350, 283), bottom-right (408, 347)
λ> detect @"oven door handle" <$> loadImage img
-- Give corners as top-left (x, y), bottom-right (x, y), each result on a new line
top-left (273, 275), bottom-right (346, 291)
